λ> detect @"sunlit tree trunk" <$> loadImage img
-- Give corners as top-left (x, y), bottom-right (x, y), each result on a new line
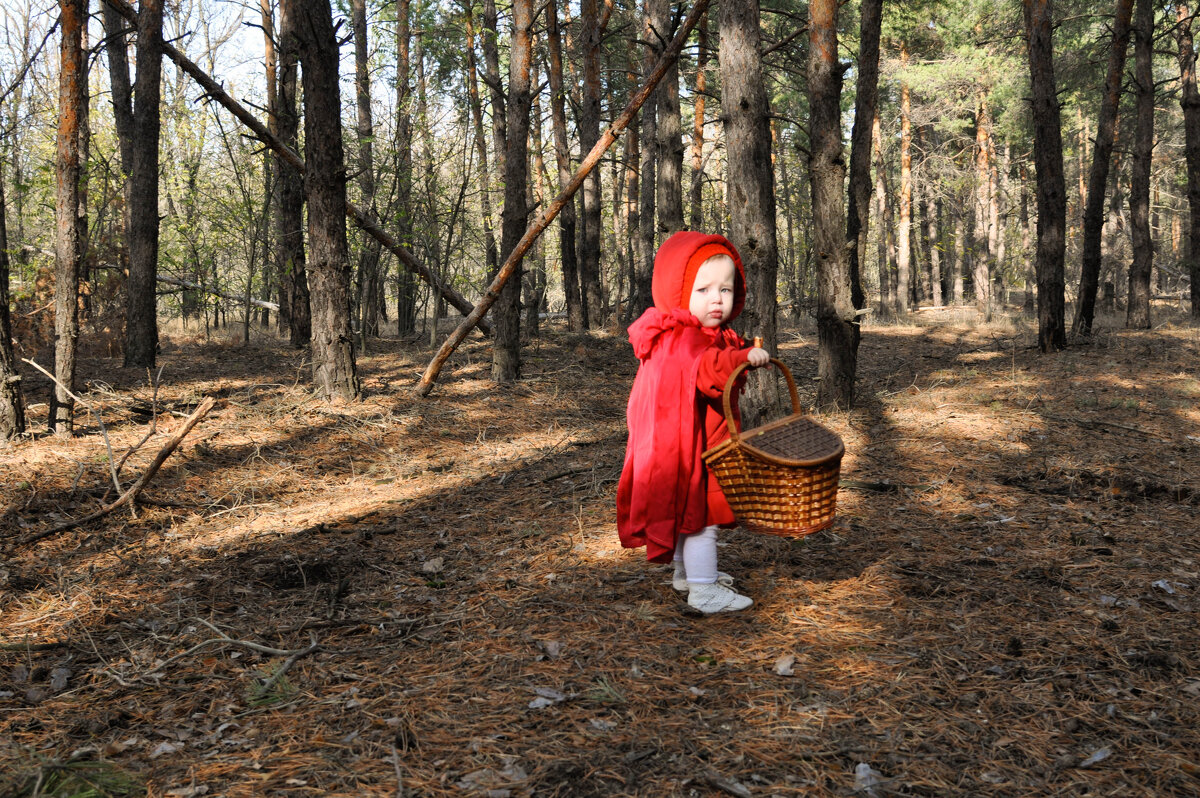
top-left (872, 113), bottom-right (896, 314)
top-left (809, 0), bottom-right (857, 409)
top-left (491, 0), bottom-right (532, 381)
top-left (1126, 0), bottom-right (1153, 329)
top-left (972, 86), bottom-right (993, 318)
top-left (298, 0), bottom-right (361, 399)
top-left (1021, 162), bottom-right (1035, 315)
top-left (688, 10), bottom-right (710, 230)
top-left (278, 0), bottom-right (309, 347)
top-left (545, 0), bottom-right (584, 331)
top-left (51, 0), bottom-right (87, 433)
top-left (1024, 0), bottom-right (1067, 350)
top-left (464, 7), bottom-right (499, 282)
top-left (846, 0), bottom-right (880, 321)
top-left (1076, 0), bottom-right (1133, 334)
top-left (896, 43), bottom-right (913, 315)
top-left (261, 0), bottom-right (278, 329)
top-left (1177, 2), bottom-right (1200, 319)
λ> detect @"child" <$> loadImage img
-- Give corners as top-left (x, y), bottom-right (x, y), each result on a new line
top-left (616, 231), bottom-right (769, 614)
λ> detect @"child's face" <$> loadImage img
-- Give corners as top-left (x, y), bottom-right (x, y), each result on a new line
top-left (688, 255), bottom-right (736, 328)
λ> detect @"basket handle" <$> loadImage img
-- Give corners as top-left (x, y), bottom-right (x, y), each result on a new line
top-left (720, 357), bottom-right (802, 441)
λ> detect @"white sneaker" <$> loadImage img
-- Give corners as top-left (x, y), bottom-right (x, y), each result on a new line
top-left (687, 581), bottom-right (753, 614)
top-left (672, 569), bottom-right (734, 592)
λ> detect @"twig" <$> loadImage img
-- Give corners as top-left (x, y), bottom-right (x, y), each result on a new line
top-left (111, 365), bottom-right (165, 484)
top-left (17, 397), bottom-right (216, 545)
top-left (139, 618), bottom-right (320, 680)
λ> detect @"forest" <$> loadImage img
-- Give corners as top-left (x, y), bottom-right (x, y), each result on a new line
top-left (1, 0), bottom-right (1199, 794)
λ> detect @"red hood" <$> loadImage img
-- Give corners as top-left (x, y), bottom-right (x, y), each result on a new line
top-left (651, 231), bottom-right (746, 322)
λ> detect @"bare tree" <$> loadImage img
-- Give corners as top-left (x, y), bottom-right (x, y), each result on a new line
top-left (491, 0), bottom-right (533, 381)
top-left (720, 0), bottom-right (780, 423)
top-left (653, 0), bottom-right (683, 236)
top-left (809, 0), bottom-right (857, 409)
top-left (297, 0), bottom-right (361, 399)
top-left (1023, 0), bottom-right (1066, 351)
top-left (1177, 2), bottom-right (1200, 319)
top-left (50, 0), bottom-right (87, 433)
top-left (277, 0), bottom-right (309, 347)
top-left (0, 166), bottom-right (25, 439)
top-left (351, 0), bottom-right (383, 338)
top-left (1126, 0), bottom-right (1153, 329)
top-left (1075, 0), bottom-right (1133, 334)
top-left (545, 0), bottom-right (584, 331)
top-left (578, 0), bottom-right (604, 325)
top-left (846, 0), bottom-right (881, 323)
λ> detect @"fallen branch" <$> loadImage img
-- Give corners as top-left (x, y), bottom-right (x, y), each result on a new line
top-left (135, 618), bottom-right (319, 683)
top-left (159, 275), bottom-right (279, 312)
top-left (18, 396), bottom-right (217, 545)
top-left (414, 0), bottom-right (712, 396)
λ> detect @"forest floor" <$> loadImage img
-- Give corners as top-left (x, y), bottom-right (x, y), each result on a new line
top-left (2, 303), bottom-right (1199, 797)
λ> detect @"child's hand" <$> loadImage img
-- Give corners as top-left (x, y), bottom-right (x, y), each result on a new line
top-left (747, 347), bottom-right (770, 367)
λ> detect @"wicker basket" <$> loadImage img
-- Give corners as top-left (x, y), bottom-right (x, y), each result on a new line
top-left (702, 358), bottom-right (844, 537)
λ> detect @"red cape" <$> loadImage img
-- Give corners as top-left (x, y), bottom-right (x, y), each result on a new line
top-left (616, 307), bottom-right (742, 562)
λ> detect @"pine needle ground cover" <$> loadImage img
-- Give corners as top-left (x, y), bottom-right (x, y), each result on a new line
top-left (2, 312), bottom-right (1198, 797)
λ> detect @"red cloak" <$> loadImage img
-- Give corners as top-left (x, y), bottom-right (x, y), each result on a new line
top-left (616, 232), bottom-right (752, 562)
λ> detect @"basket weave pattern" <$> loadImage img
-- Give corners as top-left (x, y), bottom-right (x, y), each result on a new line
top-left (702, 359), bottom-right (844, 538)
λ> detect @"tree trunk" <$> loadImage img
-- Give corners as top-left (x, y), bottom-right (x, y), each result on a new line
top-left (1177, 2), bottom-right (1200, 319)
top-left (351, 0), bottom-right (383, 338)
top-left (545, 0), bottom-right (584, 331)
top-left (808, 0), bottom-right (857, 410)
top-left (578, 0), bottom-right (605, 325)
top-left (623, 100), bottom-right (642, 323)
top-left (653, 0), bottom-right (683, 236)
top-left (492, 0), bottom-right (532, 381)
top-left (972, 87), bottom-right (993, 317)
top-left (482, 0), bottom-right (506, 178)
top-left (896, 43), bottom-right (913, 315)
top-left (298, 0), bottom-right (361, 399)
top-left (123, 0), bottom-right (163, 369)
top-left (102, 0), bottom-right (134, 297)
top-left (260, 0), bottom-right (278, 331)
top-left (1126, 0), bottom-right (1153, 329)
top-left (846, 0), bottom-right (881, 320)
top-left (277, 0), bottom-right (309, 347)
top-left (872, 113), bottom-right (896, 313)
top-left (688, 10), bottom-right (710, 230)
top-left (1021, 161), bottom-right (1035, 314)
top-left (464, 7), bottom-right (500, 282)
top-left (525, 51), bottom-right (549, 337)
top-left (0, 170), bottom-right (25, 440)
top-left (51, 0), bottom-right (87, 433)
top-left (1023, 0), bottom-right (1067, 350)
top-left (394, 0), bottom-right (416, 334)
top-left (633, 0), bottom-right (660, 321)
top-left (1075, 0), bottom-right (1133, 334)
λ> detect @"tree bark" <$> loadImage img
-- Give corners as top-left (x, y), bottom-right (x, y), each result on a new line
top-left (632, 0), bottom-right (660, 321)
top-left (720, 0), bottom-right (780, 423)
top-left (896, 43), bottom-right (913, 315)
top-left (545, 0), bottom-right (584, 331)
top-left (297, 0), bottom-right (361, 399)
top-left (492, 0), bottom-right (533, 381)
top-left (351, 0), bottom-right (383, 338)
top-left (688, 10), bottom-right (710, 230)
top-left (1075, 0), bottom-right (1133, 334)
top-left (1023, 0), bottom-right (1067, 350)
top-left (261, 0), bottom-right (278, 330)
top-left (51, 0), bottom-right (86, 434)
top-left (654, 0), bottom-right (684, 236)
top-left (123, 0), bottom-right (163, 369)
top-left (482, 0), bottom-right (506, 180)
top-left (808, 0), bottom-right (857, 410)
top-left (464, 6), bottom-right (499, 282)
top-left (846, 0), bottom-right (880, 320)
top-left (0, 170), bottom-right (25, 440)
top-left (1177, 2), bottom-right (1200, 319)
top-left (578, 0), bottom-right (605, 325)
top-left (972, 86), bottom-right (993, 317)
top-left (276, 0), bottom-right (309, 347)
top-left (1126, 0), bottom-right (1153, 329)
top-left (872, 113), bottom-right (896, 313)
top-left (394, 0), bottom-right (416, 334)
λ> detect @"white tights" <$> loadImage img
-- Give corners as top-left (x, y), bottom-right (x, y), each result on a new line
top-left (673, 525), bottom-right (719, 584)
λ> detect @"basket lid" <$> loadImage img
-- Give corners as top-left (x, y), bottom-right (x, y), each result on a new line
top-left (739, 414), bottom-right (844, 467)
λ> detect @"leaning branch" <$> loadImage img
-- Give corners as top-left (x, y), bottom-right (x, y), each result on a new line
top-left (18, 397), bottom-right (217, 545)
top-left (103, 0), bottom-right (489, 335)
top-left (414, 0), bottom-right (712, 396)
top-left (159, 274), bottom-right (279, 312)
